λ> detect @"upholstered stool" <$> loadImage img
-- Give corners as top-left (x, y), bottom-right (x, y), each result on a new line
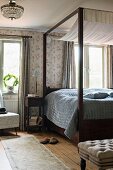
top-left (0, 112), bottom-right (19, 135)
top-left (78, 139), bottom-right (113, 170)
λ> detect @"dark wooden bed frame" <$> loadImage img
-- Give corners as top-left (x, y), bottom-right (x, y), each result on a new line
top-left (43, 7), bottom-right (113, 143)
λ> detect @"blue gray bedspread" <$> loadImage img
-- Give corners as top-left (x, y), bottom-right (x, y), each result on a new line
top-left (44, 88), bottom-right (113, 139)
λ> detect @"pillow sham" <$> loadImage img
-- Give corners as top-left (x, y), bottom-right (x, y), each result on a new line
top-left (84, 92), bottom-right (109, 99)
top-left (84, 93), bottom-right (94, 99)
top-left (94, 92), bottom-right (109, 99)
top-left (109, 92), bottom-right (113, 97)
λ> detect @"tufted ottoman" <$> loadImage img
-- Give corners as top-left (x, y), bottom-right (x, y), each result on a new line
top-left (0, 112), bottom-right (19, 135)
top-left (78, 139), bottom-right (113, 170)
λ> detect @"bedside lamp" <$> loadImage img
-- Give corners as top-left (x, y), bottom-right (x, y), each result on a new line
top-left (32, 69), bottom-right (39, 95)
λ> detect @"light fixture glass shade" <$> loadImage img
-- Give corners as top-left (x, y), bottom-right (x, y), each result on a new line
top-left (1, 1), bottom-right (24, 20)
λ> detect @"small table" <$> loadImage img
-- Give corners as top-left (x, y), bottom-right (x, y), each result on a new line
top-left (25, 96), bottom-right (44, 131)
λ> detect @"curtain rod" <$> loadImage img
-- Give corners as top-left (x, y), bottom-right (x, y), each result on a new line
top-left (0, 34), bottom-right (32, 38)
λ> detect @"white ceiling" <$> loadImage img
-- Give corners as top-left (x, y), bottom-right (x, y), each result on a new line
top-left (0, 0), bottom-right (113, 32)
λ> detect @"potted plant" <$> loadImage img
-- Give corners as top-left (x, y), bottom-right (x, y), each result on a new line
top-left (3, 74), bottom-right (19, 93)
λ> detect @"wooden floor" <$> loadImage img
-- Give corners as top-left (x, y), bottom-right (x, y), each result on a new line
top-left (0, 130), bottom-right (98, 170)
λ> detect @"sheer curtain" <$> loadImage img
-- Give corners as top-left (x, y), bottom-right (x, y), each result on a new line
top-left (60, 9), bottom-right (113, 45)
top-left (62, 41), bottom-right (76, 88)
top-left (106, 45), bottom-right (113, 88)
top-left (18, 37), bottom-right (30, 131)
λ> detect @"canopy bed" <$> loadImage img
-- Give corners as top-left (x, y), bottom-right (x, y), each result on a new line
top-left (43, 7), bottom-right (113, 143)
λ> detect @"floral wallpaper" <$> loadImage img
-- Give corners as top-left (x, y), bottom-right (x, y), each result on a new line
top-left (0, 28), bottom-right (64, 97)
top-left (47, 35), bottom-right (64, 88)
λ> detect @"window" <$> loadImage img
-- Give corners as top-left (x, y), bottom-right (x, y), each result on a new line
top-left (88, 47), bottom-right (103, 88)
top-left (0, 39), bottom-right (22, 92)
top-left (74, 45), bottom-right (105, 88)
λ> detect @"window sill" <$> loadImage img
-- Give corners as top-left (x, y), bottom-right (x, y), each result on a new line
top-left (2, 92), bottom-right (18, 96)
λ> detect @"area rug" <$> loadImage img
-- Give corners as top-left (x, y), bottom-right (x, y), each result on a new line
top-left (1, 135), bottom-right (70, 170)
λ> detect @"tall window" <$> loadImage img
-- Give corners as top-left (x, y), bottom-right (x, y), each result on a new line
top-left (74, 45), bottom-right (105, 88)
top-left (0, 39), bottom-right (21, 92)
top-left (88, 47), bottom-right (103, 88)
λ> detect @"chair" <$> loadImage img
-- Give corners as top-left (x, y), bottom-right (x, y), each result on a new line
top-left (0, 112), bottom-right (19, 135)
top-left (0, 90), bottom-right (19, 134)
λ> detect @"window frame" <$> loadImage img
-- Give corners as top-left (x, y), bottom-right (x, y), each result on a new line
top-left (74, 44), bottom-right (105, 88)
top-left (0, 38), bottom-right (22, 92)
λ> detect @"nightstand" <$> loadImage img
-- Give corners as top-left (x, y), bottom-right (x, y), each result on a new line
top-left (25, 96), bottom-right (44, 131)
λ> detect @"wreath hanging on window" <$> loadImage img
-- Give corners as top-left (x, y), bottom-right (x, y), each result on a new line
top-left (3, 74), bottom-right (19, 87)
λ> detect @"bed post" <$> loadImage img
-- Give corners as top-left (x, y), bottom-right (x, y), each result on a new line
top-left (43, 33), bottom-right (47, 97)
top-left (43, 8), bottom-right (79, 97)
top-left (78, 8), bottom-right (84, 142)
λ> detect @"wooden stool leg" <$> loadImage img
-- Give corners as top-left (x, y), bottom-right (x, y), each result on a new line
top-left (80, 158), bottom-right (86, 170)
top-left (15, 128), bottom-right (17, 135)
